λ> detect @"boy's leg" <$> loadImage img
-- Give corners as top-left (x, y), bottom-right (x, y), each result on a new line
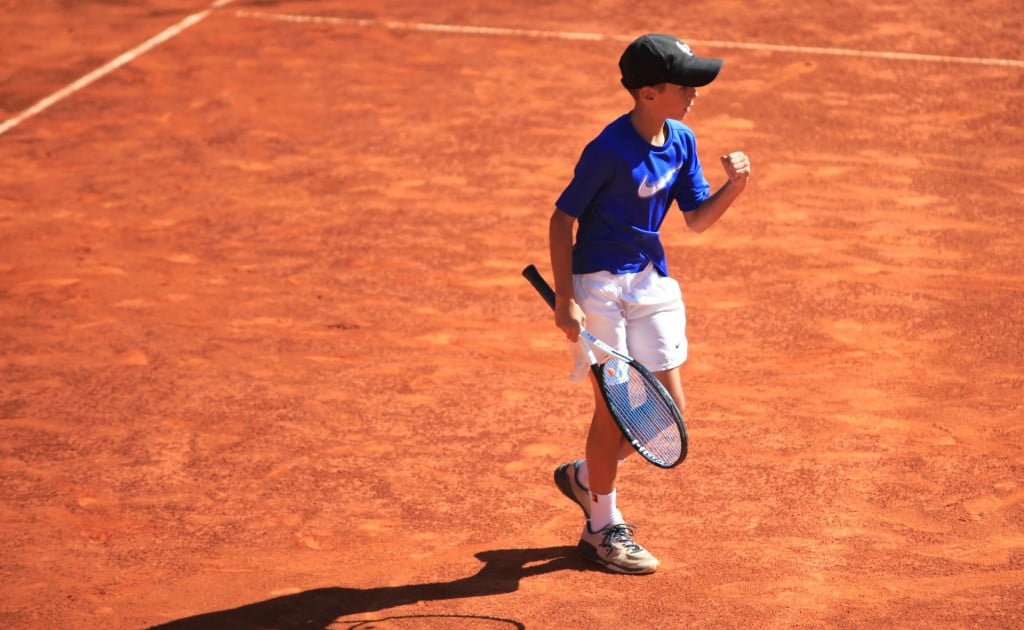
top-left (585, 374), bottom-right (627, 529)
top-left (576, 368), bottom-right (674, 575)
top-left (580, 382), bottom-right (660, 575)
top-left (653, 366), bottom-right (686, 414)
top-left (585, 374), bottom-right (623, 495)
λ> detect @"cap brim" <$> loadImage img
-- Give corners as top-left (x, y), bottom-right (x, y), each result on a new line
top-left (675, 57), bottom-right (723, 87)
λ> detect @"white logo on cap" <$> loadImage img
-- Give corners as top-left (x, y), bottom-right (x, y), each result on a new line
top-left (675, 41), bottom-right (694, 57)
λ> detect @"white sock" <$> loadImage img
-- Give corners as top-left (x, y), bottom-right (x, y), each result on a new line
top-left (589, 489), bottom-right (623, 531)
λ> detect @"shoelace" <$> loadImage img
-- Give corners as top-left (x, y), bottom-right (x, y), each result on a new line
top-left (602, 523), bottom-right (644, 553)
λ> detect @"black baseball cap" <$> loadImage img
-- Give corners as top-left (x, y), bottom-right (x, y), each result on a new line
top-left (619, 34), bottom-right (723, 89)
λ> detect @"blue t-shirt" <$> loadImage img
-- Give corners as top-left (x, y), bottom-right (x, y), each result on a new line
top-left (555, 114), bottom-right (710, 276)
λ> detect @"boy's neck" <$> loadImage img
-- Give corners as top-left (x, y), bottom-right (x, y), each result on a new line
top-left (629, 110), bottom-right (668, 147)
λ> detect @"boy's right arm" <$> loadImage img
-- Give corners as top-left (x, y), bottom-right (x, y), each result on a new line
top-left (549, 208), bottom-right (585, 342)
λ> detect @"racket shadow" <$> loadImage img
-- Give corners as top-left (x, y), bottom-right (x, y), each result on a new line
top-left (147, 545), bottom-right (592, 630)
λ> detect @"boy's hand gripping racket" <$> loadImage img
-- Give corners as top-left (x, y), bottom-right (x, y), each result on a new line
top-left (522, 264), bottom-right (688, 468)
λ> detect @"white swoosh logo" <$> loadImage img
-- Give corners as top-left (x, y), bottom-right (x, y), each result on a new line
top-left (637, 166), bottom-right (682, 198)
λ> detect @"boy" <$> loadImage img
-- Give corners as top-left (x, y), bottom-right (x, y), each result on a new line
top-left (549, 33), bottom-right (751, 574)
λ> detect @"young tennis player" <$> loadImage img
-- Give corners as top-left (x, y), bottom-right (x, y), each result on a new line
top-left (549, 33), bottom-right (751, 574)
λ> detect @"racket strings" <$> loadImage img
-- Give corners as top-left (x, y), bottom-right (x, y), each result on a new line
top-left (602, 359), bottom-right (683, 464)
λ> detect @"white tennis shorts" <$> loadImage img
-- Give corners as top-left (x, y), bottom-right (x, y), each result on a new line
top-left (569, 263), bottom-right (688, 382)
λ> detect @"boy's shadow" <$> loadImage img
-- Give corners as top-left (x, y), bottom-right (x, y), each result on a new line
top-left (148, 545), bottom-right (590, 630)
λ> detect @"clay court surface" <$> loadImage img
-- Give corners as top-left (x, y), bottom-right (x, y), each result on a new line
top-left (2, 1), bottom-right (1023, 628)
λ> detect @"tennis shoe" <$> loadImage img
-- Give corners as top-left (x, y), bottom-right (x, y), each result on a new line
top-left (578, 521), bottom-right (659, 574)
top-left (553, 460), bottom-right (591, 519)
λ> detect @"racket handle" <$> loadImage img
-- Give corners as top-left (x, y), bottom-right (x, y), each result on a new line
top-left (522, 264), bottom-right (556, 310)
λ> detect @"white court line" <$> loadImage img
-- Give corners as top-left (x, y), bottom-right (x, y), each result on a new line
top-left (0, 0), bottom-right (234, 138)
top-left (235, 9), bottom-right (1024, 69)
top-left (2, 4), bottom-right (1019, 139)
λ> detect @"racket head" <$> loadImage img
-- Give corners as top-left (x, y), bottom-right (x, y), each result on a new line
top-left (594, 356), bottom-right (687, 468)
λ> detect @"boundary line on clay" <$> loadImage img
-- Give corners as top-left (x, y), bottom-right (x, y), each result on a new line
top-left (3, 4), bottom-right (1020, 138)
top-left (234, 9), bottom-right (1024, 69)
top-left (0, 0), bottom-right (234, 138)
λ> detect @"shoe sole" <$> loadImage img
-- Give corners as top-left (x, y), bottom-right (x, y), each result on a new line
top-left (577, 539), bottom-right (658, 574)
top-left (553, 463), bottom-right (590, 520)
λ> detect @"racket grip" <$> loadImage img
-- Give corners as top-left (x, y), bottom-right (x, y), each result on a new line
top-left (522, 264), bottom-right (557, 310)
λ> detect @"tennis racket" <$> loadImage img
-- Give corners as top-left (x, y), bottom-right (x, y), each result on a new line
top-left (522, 264), bottom-right (687, 468)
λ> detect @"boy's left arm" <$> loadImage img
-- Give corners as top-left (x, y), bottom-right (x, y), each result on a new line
top-left (683, 151), bottom-right (751, 233)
